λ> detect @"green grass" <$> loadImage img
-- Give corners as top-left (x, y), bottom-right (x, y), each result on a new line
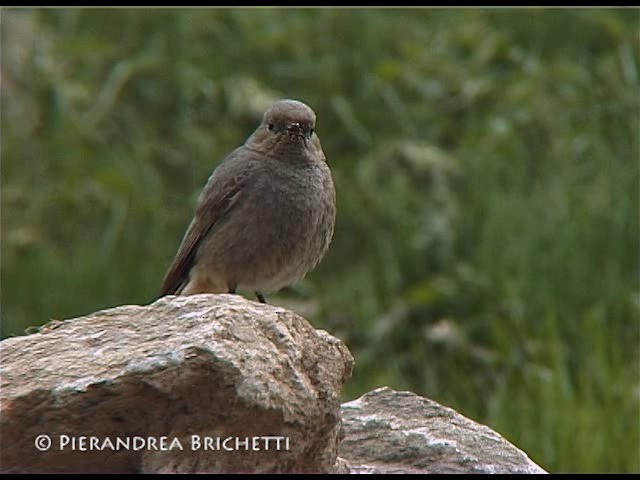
top-left (2, 8), bottom-right (638, 473)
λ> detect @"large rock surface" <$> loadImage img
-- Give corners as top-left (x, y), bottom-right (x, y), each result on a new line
top-left (0, 294), bottom-right (354, 473)
top-left (0, 295), bottom-right (546, 474)
top-left (338, 387), bottom-right (546, 474)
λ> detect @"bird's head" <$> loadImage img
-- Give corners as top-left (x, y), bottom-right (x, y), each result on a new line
top-left (248, 99), bottom-right (320, 154)
top-left (263, 99), bottom-right (316, 141)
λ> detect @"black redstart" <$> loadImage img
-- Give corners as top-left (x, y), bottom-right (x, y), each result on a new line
top-left (160, 99), bottom-right (336, 303)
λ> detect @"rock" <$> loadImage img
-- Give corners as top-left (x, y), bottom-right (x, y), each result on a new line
top-left (0, 295), bottom-right (546, 474)
top-left (338, 387), bottom-right (546, 474)
top-left (0, 294), bottom-right (354, 474)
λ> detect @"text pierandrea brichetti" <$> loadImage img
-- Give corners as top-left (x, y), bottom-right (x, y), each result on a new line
top-left (34, 434), bottom-right (290, 452)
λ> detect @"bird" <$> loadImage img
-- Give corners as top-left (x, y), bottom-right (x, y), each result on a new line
top-left (159, 99), bottom-right (336, 304)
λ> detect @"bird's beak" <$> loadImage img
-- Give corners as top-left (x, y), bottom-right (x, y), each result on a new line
top-left (286, 122), bottom-right (302, 136)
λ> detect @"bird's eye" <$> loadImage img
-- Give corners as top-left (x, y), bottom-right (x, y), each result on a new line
top-left (267, 123), bottom-right (274, 131)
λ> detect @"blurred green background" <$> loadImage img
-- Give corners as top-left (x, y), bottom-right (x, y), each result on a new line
top-left (2, 8), bottom-right (638, 473)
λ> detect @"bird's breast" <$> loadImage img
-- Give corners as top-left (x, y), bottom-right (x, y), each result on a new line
top-left (234, 161), bottom-right (335, 289)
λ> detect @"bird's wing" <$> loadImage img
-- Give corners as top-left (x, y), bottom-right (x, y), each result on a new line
top-left (159, 148), bottom-right (256, 296)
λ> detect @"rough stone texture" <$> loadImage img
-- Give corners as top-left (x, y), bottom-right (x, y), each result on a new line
top-left (0, 294), bottom-right (354, 474)
top-left (338, 387), bottom-right (547, 474)
top-left (0, 295), bottom-right (547, 474)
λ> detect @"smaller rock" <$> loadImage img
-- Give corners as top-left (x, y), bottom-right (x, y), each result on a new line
top-left (338, 387), bottom-right (546, 474)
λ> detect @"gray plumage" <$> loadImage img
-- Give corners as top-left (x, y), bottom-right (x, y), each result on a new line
top-left (160, 99), bottom-right (336, 302)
